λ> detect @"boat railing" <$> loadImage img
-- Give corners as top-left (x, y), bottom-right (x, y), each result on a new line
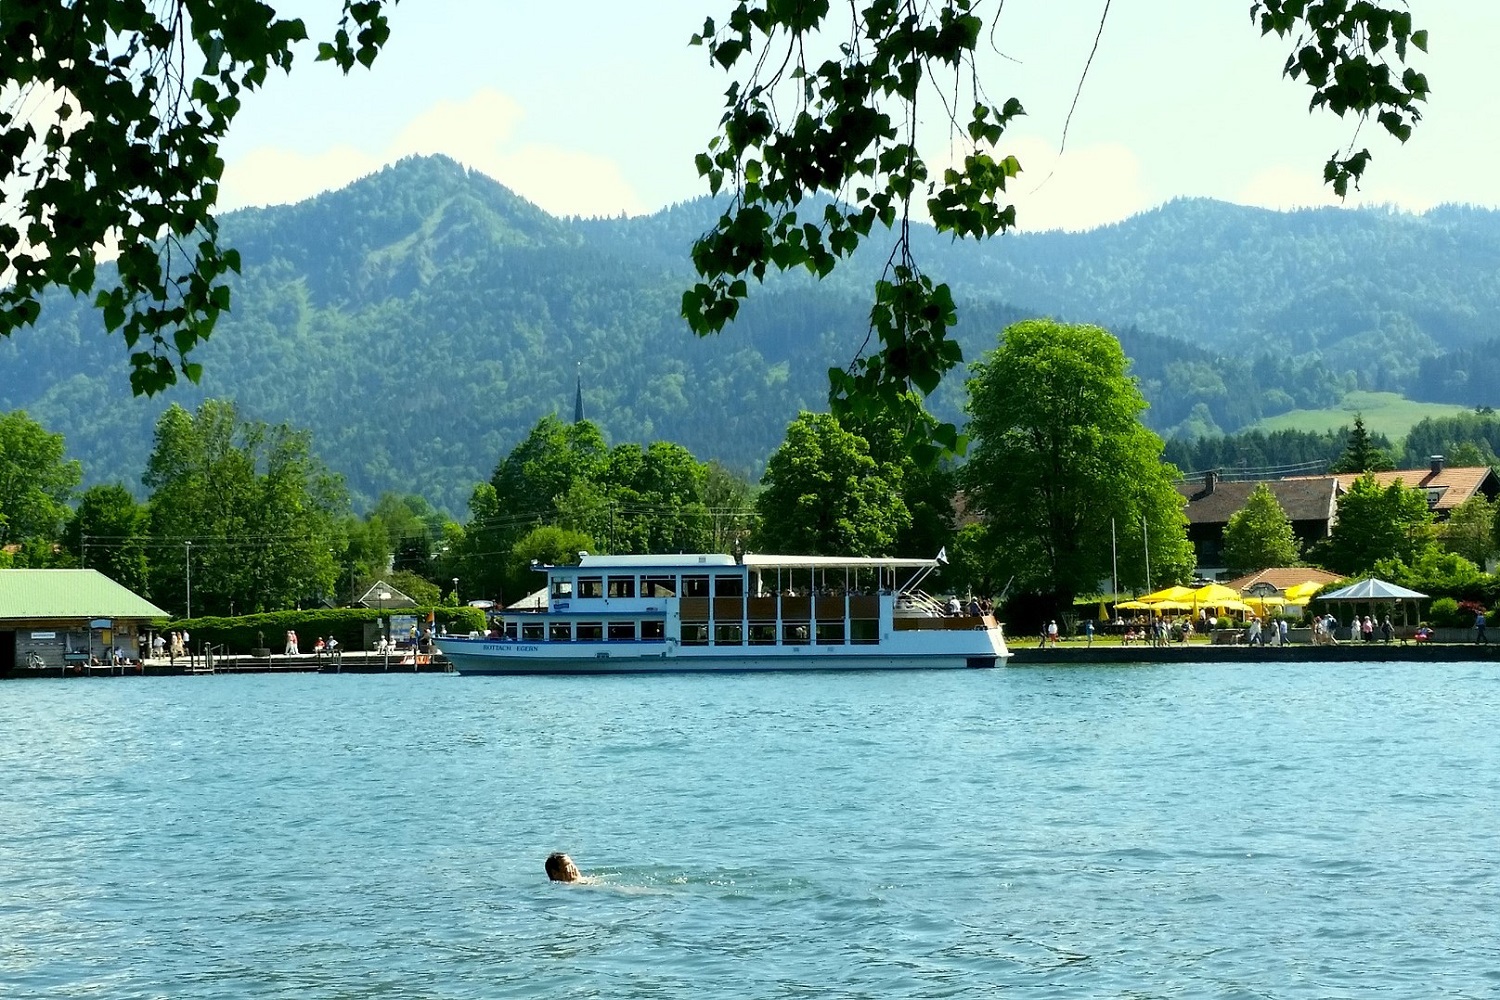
top-left (898, 588), bottom-right (950, 618)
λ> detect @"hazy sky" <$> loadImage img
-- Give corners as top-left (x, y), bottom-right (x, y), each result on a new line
top-left (217, 2), bottom-right (1499, 232)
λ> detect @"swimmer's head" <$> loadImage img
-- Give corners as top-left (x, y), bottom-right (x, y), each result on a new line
top-left (545, 852), bottom-right (581, 882)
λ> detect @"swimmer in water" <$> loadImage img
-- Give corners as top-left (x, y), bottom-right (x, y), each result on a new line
top-left (545, 852), bottom-right (582, 882)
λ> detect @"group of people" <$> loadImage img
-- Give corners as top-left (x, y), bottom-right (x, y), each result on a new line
top-left (149, 630), bottom-right (188, 661)
top-left (1118, 618), bottom-right (1189, 646)
top-left (283, 630), bottom-right (341, 656)
top-left (1311, 613), bottom-right (1395, 645)
top-left (945, 595), bottom-right (994, 618)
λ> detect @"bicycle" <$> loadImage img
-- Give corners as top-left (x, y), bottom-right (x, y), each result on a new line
top-left (25, 651), bottom-right (45, 670)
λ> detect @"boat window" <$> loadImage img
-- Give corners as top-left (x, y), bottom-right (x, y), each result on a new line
top-left (748, 623), bottom-right (777, 645)
top-left (577, 577), bottom-right (603, 598)
top-left (682, 575), bottom-right (710, 598)
top-left (782, 622), bottom-right (810, 644)
top-left (713, 623), bottom-right (743, 646)
top-left (575, 622), bottom-right (603, 641)
top-left (850, 619), bottom-right (880, 645)
top-left (608, 622), bottom-right (637, 641)
top-left (640, 575), bottom-right (676, 598)
top-left (550, 578), bottom-right (573, 599)
top-left (714, 575), bottom-right (744, 597)
top-left (681, 622), bottom-right (709, 646)
top-left (521, 622), bottom-right (545, 641)
top-left (816, 622), bottom-right (845, 645)
top-left (641, 620), bottom-right (665, 640)
top-left (549, 622), bottom-right (572, 642)
top-left (607, 576), bottom-right (636, 598)
top-left (503, 622), bottom-right (519, 640)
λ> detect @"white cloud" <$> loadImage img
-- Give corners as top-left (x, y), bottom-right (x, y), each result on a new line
top-left (1001, 136), bottom-right (1151, 233)
top-left (1234, 165), bottom-right (1437, 215)
top-left (219, 88), bottom-right (645, 218)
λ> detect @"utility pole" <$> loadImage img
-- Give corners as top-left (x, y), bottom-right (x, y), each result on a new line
top-left (1110, 519), bottom-right (1118, 602)
top-left (1141, 517), bottom-right (1151, 592)
top-left (185, 540), bottom-right (193, 619)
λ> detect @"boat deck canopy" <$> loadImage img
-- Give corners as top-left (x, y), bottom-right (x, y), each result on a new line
top-left (741, 554), bottom-right (937, 570)
top-left (560, 553), bottom-right (940, 572)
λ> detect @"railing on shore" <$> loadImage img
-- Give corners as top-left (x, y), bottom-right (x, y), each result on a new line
top-left (3, 649), bottom-right (452, 678)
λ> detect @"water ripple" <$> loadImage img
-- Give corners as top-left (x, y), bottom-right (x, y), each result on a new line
top-left (2, 664), bottom-right (1498, 998)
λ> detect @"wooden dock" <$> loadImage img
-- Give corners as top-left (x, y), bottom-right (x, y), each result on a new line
top-left (4, 650), bottom-right (453, 678)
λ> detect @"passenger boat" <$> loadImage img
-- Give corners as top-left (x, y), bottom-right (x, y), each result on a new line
top-left (437, 552), bottom-right (1010, 674)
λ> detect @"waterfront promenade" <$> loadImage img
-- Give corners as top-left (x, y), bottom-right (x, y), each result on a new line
top-left (6, 643), bottom-right (1499, 677)
top-left (5, 650), bottom-right (453, 678)
top-left (1009, 640), bottom-right (1500, 665)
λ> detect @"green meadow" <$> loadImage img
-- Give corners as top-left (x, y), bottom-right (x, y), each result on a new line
top-left (1251, 391), bottom-right (1471, 443)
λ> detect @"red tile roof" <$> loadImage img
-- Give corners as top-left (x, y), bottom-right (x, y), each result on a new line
top-left (1222, 567), bottom-right (1342, 593)
top-left (1356, 466), bottom-right (1499, 512)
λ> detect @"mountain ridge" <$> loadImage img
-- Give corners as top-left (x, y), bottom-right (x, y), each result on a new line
top-left (5, 155), bottom-right (1497, 512)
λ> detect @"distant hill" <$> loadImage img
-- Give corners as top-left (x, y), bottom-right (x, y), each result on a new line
top-left (1249, 391), bottom-right (1472, 441)
top-left (4, 155), bottom-right (1498, 510)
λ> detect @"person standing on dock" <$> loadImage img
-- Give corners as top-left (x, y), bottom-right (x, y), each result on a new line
top-left (1476, 610), bottom-right (1487, 644)
top-left (286, 630), bottom-right (299, 656)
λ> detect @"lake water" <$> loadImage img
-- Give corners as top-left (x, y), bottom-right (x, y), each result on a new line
top-left (3, 663), bottom-right (1498, 999)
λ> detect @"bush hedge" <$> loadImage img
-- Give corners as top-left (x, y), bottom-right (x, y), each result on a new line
top-left (166, 606), bottom-right (487, 654)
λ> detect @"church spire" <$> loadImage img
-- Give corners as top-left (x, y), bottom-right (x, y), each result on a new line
top-left (573, 363), bottom-right (584, 424)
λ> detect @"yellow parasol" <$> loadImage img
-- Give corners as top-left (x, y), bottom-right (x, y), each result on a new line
top-left (1284, 581), bottom-right (1329, 602)
top-left (1191, 583), bottom-right (1242, 606)
top-left (1141, 585), bottom-right (1197, 604)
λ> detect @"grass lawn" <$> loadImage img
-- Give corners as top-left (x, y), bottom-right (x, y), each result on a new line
top-left (1250, 390), bottom-right (1469, 442)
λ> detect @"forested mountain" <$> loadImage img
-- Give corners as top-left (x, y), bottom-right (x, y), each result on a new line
top-left (4, 155), bottom-right (1498, 511)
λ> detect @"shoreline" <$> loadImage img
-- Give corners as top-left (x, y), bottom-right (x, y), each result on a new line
top-left (6, 643), bottom-right (1500, 676)
top-left (2, 650), bottom-right (454, 679)
top-left (1007, 641), bottom-right (1500, 665)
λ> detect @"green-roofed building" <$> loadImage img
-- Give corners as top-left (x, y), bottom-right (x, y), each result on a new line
top-left (1, 569), bottom-right (167, 675)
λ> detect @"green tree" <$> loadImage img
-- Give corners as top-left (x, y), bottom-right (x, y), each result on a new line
top-left (66, 485), bottom-right (150, 592)
top-left (701, 461), bottom-right (757, 553)
top-left (600, 441), bottom-right (714, 555)
top-left (1330, 415), bottom-right (1397, 473)
top-left (1221, 483), bottom-right (1301, 575)
top-left (0, 410), bottom-right (82, 549)
top-left (491, 416), bottom-right (609, 529)
top-left (963, 320), bottom-right (1193, 607)
top-left (384, 569), bottom-right (442, 607)
top-left (3, 3), bottom-right (1428, 453)
top-left (339, 514), bottom-right (394, 600)
top-left (452, 483), bottom-right (509, 605)
top-left (369, 493), bottom-right (448, 575)
top-left (754, 412), bottom-right (908, 556)
top-left (1373, 547), bottom-right (1484, 594)
top-left (837, 394), bottom-right (959, 560)
top-left (510, 526), bottom-right (596, 597)
top-left (1314, 473), bottom-right (1433, 575)
top-left (1438, 495), bottom-right (1498, 569)
top-left (144, 400), bottom-right (349, 615)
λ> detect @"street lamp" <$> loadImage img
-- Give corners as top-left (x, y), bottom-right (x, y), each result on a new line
top-left (452, 577), bottom-right (459, 603)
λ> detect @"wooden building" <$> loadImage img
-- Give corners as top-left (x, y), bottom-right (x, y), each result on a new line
top-left (0, 569), bottom-right (167, 674)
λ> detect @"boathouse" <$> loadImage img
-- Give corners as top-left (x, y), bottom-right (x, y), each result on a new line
top-left (0, 569), bottom-right (167, 674)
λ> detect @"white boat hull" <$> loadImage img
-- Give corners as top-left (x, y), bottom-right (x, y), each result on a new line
top-left (438, 634), bottom-right (1009, 675)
